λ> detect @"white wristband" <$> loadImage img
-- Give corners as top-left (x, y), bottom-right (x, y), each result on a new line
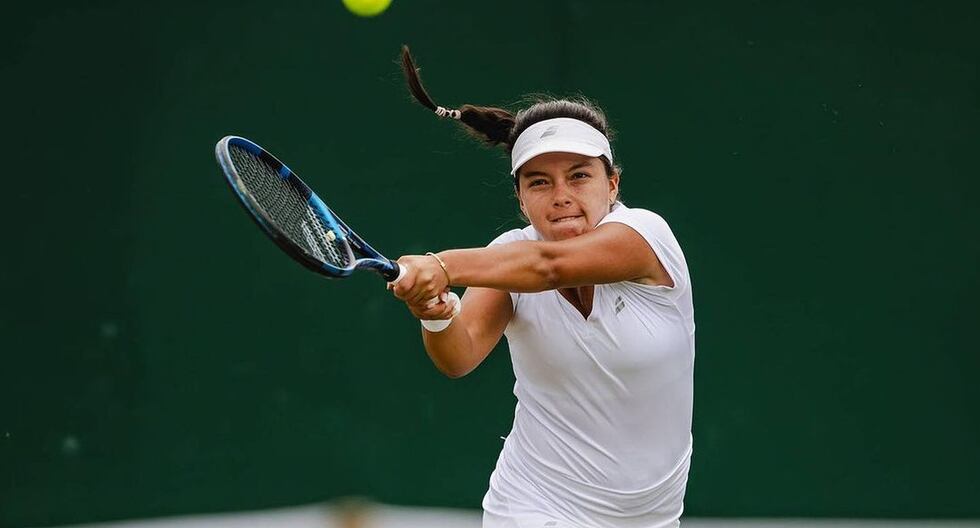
top-left (421, 292), bottom-right (461, 332)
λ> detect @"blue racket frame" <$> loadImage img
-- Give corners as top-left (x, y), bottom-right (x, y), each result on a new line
top-left (215, 136), bottom-right (401, 281)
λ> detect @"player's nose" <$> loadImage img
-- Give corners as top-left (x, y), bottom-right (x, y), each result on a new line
top-left (552, 185), bottom-right (573, 207)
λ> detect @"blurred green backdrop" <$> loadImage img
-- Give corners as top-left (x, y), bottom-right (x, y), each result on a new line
top-left (2, 0), bottom-right (978, 526)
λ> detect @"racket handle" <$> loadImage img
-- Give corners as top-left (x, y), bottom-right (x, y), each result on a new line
top-left (386, 261), bottom-right (407, 284)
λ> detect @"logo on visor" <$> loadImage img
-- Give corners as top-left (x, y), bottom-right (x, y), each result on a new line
top-left (539, 126), bottom-right (559, 139)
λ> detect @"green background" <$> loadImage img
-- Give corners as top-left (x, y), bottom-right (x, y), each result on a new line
top-left (2, 1), bottom-right (978, 526)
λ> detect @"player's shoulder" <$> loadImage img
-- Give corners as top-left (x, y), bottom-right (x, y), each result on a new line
top-left (488, 223), bottom-right (540, 246)
top-left (600, 203), bottom-right (671, 231)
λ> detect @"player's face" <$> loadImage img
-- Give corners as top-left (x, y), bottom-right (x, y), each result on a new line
top-left (515, 152), bottom-right (619, 242)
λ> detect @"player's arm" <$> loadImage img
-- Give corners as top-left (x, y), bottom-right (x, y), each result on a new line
top-left (392, 222), bottom-right (671, 305)
top-left (461, 222), bottom-right (672, 290)
top-left (404, 286), bottom-right (512, 378)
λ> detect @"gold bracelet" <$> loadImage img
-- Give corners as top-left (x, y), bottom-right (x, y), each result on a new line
top-left (425, 252), bottom-right (451, 284)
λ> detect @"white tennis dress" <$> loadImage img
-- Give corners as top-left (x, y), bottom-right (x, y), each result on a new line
top-left (482, 203), bottom-right (695, 528)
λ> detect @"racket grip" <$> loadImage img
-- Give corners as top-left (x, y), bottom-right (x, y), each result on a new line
top-left (387, 262), bottom-right (408, 286)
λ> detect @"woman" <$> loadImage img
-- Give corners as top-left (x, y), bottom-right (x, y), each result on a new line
top-left (391, 47), bottom-right (695, 528)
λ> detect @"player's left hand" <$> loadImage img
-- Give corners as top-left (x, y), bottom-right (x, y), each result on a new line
top-left (400, 287), bottom-right (455, 320)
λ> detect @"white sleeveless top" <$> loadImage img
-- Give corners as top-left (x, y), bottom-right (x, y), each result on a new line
top-left (481, 204), bottom-right (695, 528)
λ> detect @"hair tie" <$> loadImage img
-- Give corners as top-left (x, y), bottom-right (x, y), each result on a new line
top-left (435, 106), bottom-right (461, 119)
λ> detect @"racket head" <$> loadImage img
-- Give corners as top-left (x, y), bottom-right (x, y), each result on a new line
top-left (215, 136), bottom-right (359, 278)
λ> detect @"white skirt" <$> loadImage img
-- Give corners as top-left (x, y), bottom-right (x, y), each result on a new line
top-left (483, 510), bottom-right (680, 528)
top-left (482, 509), bottom-right (581, 528)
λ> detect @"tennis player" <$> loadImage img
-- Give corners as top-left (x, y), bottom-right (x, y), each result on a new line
top-left (390, 48), bottom-right (695, 528)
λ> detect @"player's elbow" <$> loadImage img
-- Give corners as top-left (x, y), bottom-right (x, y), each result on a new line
top-left (533, 244), bottom-right (576, 291)
top-left (438, 364), bottom-right (474, 379)
top-left (532, 244), bottom-right (562, 291)
top-left (429, 350), bottom-right (477, 379)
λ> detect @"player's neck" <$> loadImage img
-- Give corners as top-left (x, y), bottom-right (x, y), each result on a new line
top-left (558, 285), bottom-right (594, 319)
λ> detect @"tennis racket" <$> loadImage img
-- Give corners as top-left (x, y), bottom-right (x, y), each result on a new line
top-left (215, 135), bottom-right (406, 283)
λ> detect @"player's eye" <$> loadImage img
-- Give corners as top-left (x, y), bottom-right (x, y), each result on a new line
top-left (571, 172), bottom-right (590, 180)
top-left (528, 178), bottom-right (548, 187)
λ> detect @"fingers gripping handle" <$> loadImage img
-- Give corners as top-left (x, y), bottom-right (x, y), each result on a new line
top-left (421, 292), bottom-right (461, 333)
top-left (386, 263), bottom-right (440, 307)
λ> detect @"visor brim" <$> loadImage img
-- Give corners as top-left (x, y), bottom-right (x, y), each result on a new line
top-left (510, 141), bottom-right (606, 175)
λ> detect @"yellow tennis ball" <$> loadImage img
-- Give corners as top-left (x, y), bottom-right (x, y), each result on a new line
top-left (342, 0), bottom-right (392, 17)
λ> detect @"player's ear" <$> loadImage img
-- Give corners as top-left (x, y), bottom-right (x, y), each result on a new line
top-left (513, 179), bottom-right (527, 216)
top-left (608, 171), bottom-right (620, 205)
top-left (515, 190), bottom-right (529, 220)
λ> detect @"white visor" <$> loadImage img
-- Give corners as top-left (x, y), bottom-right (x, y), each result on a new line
top-left (510, 117), bottom-right (613, 175)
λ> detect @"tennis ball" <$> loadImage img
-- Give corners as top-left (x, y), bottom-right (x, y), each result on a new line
top-left (342, 0), bottom-right (392, 17)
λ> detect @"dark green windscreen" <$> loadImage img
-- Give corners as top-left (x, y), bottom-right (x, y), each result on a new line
top-left (2, 1), bottom-right (977, 526)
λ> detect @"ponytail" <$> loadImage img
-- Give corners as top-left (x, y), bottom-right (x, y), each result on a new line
top-left (399, 45), bottom-right (620, 178)
top-left (400, 45), bottom-right (516, 149)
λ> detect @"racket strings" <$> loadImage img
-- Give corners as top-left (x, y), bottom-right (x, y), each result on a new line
top-left (229, 145), bottom-right (351, 268)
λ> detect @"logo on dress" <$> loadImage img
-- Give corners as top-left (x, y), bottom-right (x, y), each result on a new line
top-left (614, 295), bottom-right (626, 314)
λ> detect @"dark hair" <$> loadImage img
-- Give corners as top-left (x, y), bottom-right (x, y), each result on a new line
top-left (399, 45), bottom-right (622, 179)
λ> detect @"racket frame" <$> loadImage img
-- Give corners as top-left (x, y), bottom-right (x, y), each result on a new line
top-left (215, 136), bottom-right (400, 281)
